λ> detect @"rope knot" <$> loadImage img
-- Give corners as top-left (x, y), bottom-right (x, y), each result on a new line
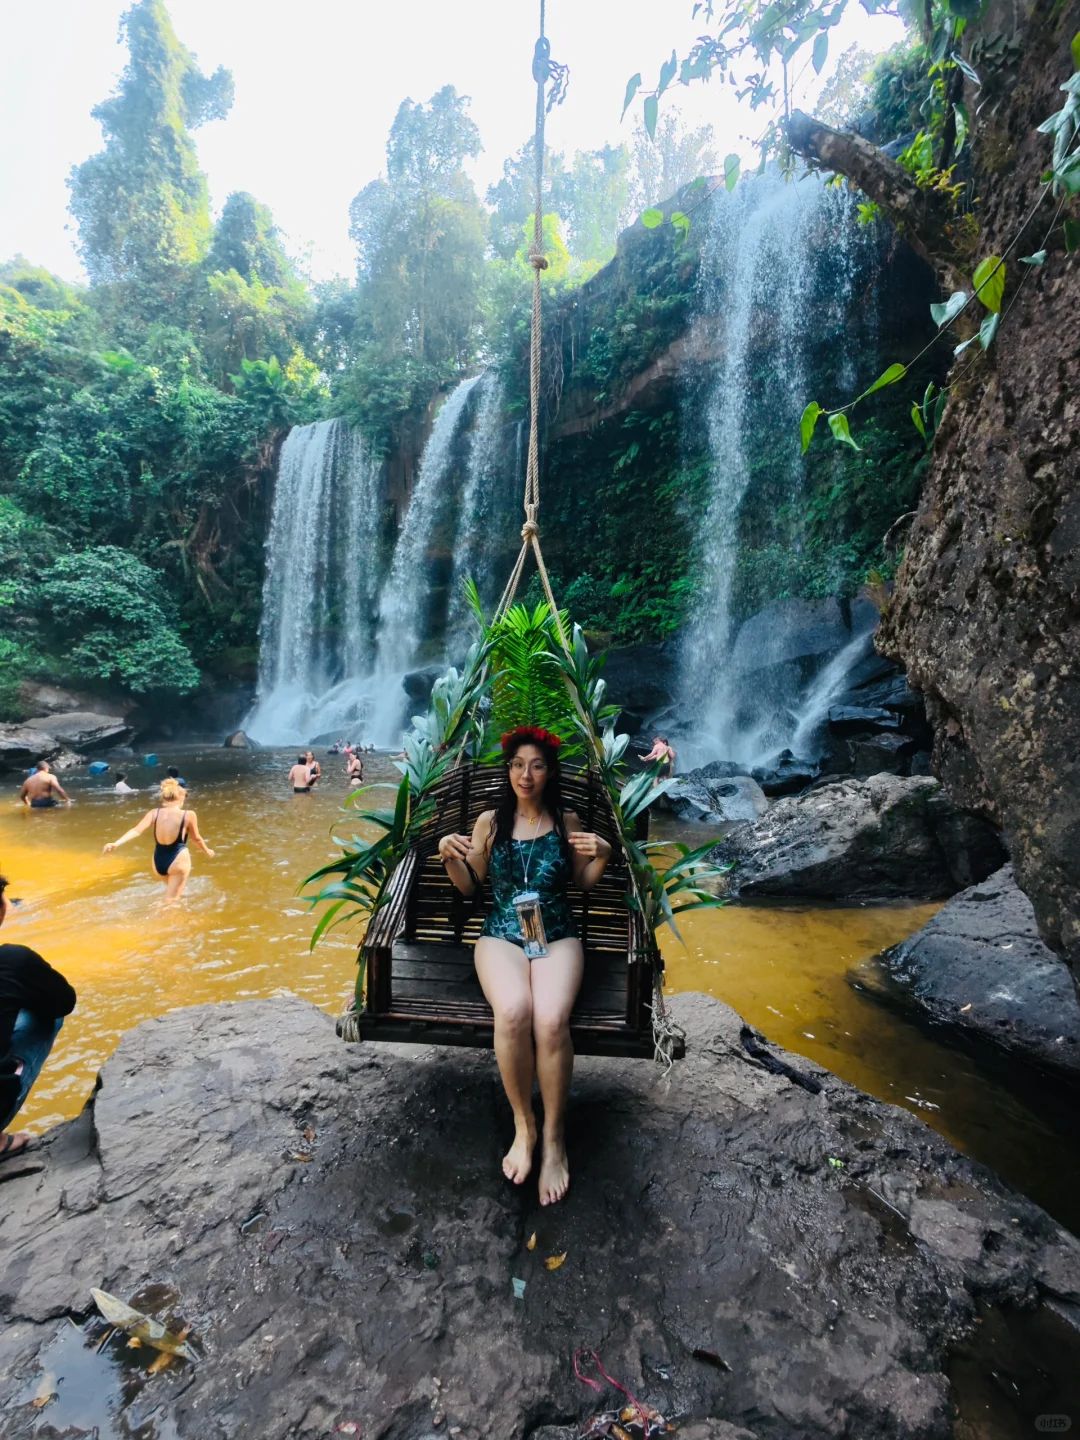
top-left (521, 519), bottom-right (540, 541)
top-left (528, 249), bottom-right (549, 271)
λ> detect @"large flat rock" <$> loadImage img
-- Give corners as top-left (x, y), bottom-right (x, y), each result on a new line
top-left (1, 996), bottom-right (1079, 1439)
top-left (22, 711), bottom-right (132, 751)
top-left (710, 774), bottom-right (1007, 901)
top-left (859, 865), bottom-right (1080, 1078)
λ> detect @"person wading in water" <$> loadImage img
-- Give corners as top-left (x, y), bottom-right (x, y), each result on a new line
top-left (102, 777), bottom-right (214, 902)
top-left (19, 762), bottom-right (72, 809)
top-left (437, 727), bottom-right (611, 1205)
top-left (288, 756), bottom-right (313, 793)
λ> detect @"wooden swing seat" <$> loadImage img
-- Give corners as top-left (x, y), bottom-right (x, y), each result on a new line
top-left (352, 763), bottom-right (679, 1058)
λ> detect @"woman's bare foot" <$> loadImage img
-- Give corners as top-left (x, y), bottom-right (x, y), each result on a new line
top-left (503, 1114), bottom-right (537, 1184)
top-left (538, 1134), bottom-right (570, 1205)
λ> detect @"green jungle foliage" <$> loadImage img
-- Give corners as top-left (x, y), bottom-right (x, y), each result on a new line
top-left (1, 0), bottom-right (942, 722)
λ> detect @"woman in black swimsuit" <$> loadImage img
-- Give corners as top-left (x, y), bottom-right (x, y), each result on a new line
top-left (102, 777), bottom-right (215, 902)
top-left (437, 727), bottom-right (611, 1206)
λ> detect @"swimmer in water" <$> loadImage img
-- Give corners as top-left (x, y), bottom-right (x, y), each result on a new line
top-left (113, 773), bottom-right (137, 795)
top-left (305, 751), bottom-right (321, 788)
top-left (101, 777), bottom-right (214, 902)
top-left (288, 756), bottom-right (312, 793)
top-left (20, 762), bottom-right (72, 809)
top-left (346, 750), bottom-right (364, 786)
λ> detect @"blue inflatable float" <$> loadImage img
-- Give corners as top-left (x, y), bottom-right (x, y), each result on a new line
top-left (88, 761), bottom-right (110, 775)
top-left (143, 753), bottom-right (159, 767)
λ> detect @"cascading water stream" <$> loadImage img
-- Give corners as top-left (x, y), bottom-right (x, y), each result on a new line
top-left (369, 374), bottom-right (481, 741)
top-left (679, 173), bottom-right (867, 768)
top-left (245, 419), bottom-right (382, 745)
top-left (447, 370), bottom-right (509, 647)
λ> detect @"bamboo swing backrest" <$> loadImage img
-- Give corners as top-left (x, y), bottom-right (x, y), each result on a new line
top-left (403, 762), bottom-right (633, 957)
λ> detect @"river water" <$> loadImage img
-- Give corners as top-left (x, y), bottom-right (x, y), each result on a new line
top-left (2, 748), bottom-right (1075, 1230)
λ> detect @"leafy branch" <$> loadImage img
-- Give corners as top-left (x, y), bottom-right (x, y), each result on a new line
top-left (799, 52), bottom-right (1080, 455)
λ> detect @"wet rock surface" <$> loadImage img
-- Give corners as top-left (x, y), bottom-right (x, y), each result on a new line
top-left (859, 865), bottom-right (1080, 1078)
top-left (662, 770), bottom-right (769, 825)
top-left (3, 995), bottom-right (1080, 1439)
top-left (710, 774), bottom-right (1007, 901)
top-left (21, 712), bottom-right (133, 753)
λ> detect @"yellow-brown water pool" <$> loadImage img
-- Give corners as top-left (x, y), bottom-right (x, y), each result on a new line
top-left (2, 747), bottom-right (1075, 1229)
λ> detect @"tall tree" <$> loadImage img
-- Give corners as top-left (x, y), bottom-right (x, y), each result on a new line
top-left (68, 0), bottom-right (233, 298)
top-left (345, 84), bottom-right (486, 400)
top-left (206, 192), bottom-right (290, 286)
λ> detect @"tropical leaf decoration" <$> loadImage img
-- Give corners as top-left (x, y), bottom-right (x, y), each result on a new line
top-left (484, 598), bottom-right (582, 754)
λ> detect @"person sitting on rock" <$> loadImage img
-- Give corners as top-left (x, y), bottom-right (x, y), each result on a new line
top-left (0, 873), bottom-right (76, 1161)
top-left (19, 761), bottom-right (72, 809)
top-left (437, 726), bottom-right (612, 1206)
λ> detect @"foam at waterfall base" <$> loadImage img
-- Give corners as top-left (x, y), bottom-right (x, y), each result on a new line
top-left (244, 672), bottom-right (411, 749)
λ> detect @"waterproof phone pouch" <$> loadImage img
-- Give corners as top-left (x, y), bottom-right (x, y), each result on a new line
top-left (512, 890), bottom-right (549, 958)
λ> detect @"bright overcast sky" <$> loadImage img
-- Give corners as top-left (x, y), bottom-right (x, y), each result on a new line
top-left (0, 1), bottom-right (905, 284)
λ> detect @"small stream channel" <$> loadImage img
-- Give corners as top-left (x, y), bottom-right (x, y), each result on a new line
top-left (3, 747), bottom-right (1077, 1234)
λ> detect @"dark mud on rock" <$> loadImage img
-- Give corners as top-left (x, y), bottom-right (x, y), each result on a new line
top-left (2, 995), bottom-right (1079, 1439)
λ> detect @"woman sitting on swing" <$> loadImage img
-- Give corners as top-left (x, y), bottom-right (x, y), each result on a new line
top-left (438, 726), bottom-right (611, 1205)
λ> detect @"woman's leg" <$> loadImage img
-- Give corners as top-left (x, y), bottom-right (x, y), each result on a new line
top-left (529, 937), bottom-right (584, 1205)
top-left (474, 936), bottom-right (538, 1183)
top-left (164, 851), bottom-right (192, 903)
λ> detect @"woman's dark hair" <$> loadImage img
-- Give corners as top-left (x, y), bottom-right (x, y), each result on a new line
top-left (488, 729), bottom-right (568, 853)
top-left (116, 772), bottom-right (127, 783)
top-left (0, 874), bottom-right (7, 903)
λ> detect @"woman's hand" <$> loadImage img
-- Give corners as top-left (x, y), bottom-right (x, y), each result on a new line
top-left (438, 833), bottom-right (473, 863)
top-left (102, 842), bottom-right (116, 856)
top-left (567, 830), bottom-right (610, 860)
top-left (204, 847), bottom-right (216, 859)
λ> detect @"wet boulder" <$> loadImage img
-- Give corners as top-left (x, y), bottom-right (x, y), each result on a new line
top-left (21, 712), bottom-right (132, 752)
top-left (751, 749), bottom-right (820, 796)
top-left (664, 770), bottom-right (769, 824)
top-left (859, 865), bottom-right (1080, 1078)
top-left (710, 774), bottom-right (1008, 901)
top-left (0, 725), bottom-right (59, 772)
top-left (223, 729), bottom-right (251, 749)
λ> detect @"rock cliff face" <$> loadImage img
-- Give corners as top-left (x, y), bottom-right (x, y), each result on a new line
top-left (878, 9), bottom-right (1080, 979)
top-left (2, 997), bottom-right (1079, 1438)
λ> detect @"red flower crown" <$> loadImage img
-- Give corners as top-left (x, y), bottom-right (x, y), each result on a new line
top-left (500, 725), bottom-right (562, 754)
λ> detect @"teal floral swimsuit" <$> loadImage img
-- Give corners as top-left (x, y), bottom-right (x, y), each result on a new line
top-left (481, 830), bottom-right (578, 950)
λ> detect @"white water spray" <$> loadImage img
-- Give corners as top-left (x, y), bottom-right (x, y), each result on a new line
top-left (680, 173), bottom-right (866, 766)
top-left (245, 419), bottom-right (382, 745)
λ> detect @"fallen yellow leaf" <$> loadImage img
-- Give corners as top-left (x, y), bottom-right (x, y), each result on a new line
top-left (544, 1252), bottom-right (567, 1271)
top-left (30, 1372), bottom-right (57, 1410)
top-left (526, 1232), bottom-right (537, 1252)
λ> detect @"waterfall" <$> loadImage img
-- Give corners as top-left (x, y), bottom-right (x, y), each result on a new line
top-left (447, 370), bottom-right (509, 647)
top-left (678, 172), bottom-right (865, 768)
top-left (369, 374), bottom-right (481, 742)
top-left (245, 419), bottom-right (382, 745)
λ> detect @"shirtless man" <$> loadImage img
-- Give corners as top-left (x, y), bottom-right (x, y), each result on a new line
top-left (19, 762), bottom-right (71, 809)
top-left (288, 756), bottom-right (312, 794)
